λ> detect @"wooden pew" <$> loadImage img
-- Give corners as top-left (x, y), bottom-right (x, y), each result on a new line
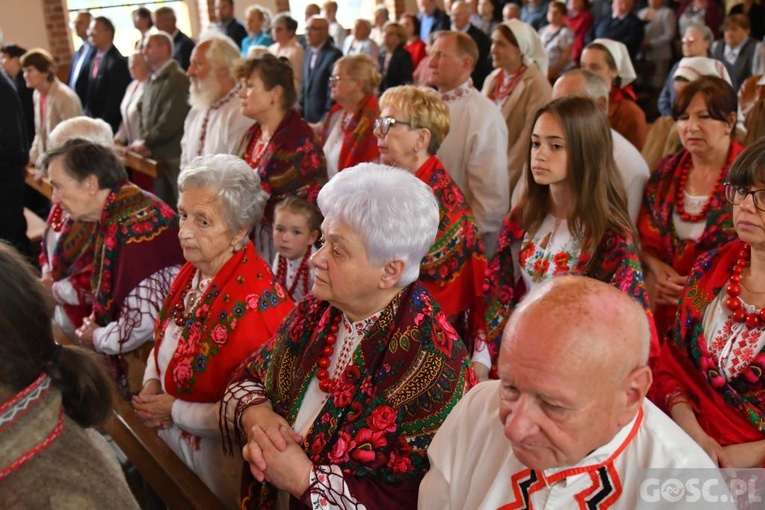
top-left (53, 329), bottom-right (227, 510)
top-left (25, 166), bottom-right (52, 200)
top-left (121, 150), bottom-right (163, 179)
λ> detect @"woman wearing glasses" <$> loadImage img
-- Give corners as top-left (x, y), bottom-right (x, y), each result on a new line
top-left (653, 138), bottom-right (765, 468)
top-left (639, 76), bottom-right (743, 339)
top-left (320, 55), bottom-right (381, 179)
top-left (235, 54), bottom-right (327, 262)
top-left (375, 85), bottom-right (488, 378)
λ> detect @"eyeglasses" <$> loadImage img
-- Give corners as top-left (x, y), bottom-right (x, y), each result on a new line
top-left (328, 75), bottom-right (347, 86)
top-left (374, 117), bottom-right (412, 136)
top-left (681, 36), bottom-right (696, 43)
top-left (724, 183), bottom-right (765, 211)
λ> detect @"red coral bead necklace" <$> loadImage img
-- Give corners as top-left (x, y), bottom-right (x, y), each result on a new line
top-left (725, 245), bottom-right (765, 329)
top-left (675, 156), bottom-right (725, 223)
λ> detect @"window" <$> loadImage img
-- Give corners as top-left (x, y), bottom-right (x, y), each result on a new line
top-left (67, 0), bottom-right (192, 56)
top-left (289, 0), bottom-right (377, 32)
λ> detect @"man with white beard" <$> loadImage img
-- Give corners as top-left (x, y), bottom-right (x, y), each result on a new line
top-left (180, 32), bottom-right (253, 169)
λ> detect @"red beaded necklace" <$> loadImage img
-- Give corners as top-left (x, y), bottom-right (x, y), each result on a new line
top-left (316, 313), bottom-right (343, 392)
top-left (275, 250), bottom-right (311, 300)
top-left (172, 274), bottom-right (209, 327)
top-left (244, 131), bottom-right (270, 169)
top-left (49, 205), bottom-right (65, 232)
top-left (674, 155), bottom-right (726, 223)
top-left (725, 245), bottom-right (765, 328)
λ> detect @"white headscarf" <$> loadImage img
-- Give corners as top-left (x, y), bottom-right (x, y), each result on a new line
top-left (501, 19), bottom-right (549, 76)
top-left (672, 56), bottom-right (746, 135)
top-left (673, 56), bottom-right (732, 85)
top-left (590, 38), bottom-right (636, 89)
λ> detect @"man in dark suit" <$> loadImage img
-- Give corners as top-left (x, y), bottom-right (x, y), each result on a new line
top-left (85, 16), bottom-right (131, 135)
top-left (154, 6), bottom-right (195, 71)
top-left (590, 0), bottom-right (644, 60)
top-left (67, 10), bottom-right (95, 106)
top-left (0, 68), bottom-right (30, 257)
top-left (417, 0), bottom-right (451, 40)
top-left (1, 44), bottom-right (34, 142)
top-left (214, 0), bottom-right (247, 49)
top-left (450, 1), bottom-right (492, 89)
top-left (300, 16), bottom-right (342, 123)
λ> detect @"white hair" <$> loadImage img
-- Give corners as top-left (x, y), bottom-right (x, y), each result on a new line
top-left (560, 69), bottom-right (610, 109)
top-left (317, 163), bottom-right (439, 287)
top-left (178, 155), bottom-right (269, 243)
top-left (197, 31), bottom-right (241, 73)
top-left (48, 116), bottom-right (114, 149)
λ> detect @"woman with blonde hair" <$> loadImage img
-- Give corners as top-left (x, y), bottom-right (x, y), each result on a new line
top-left (375, 85), bottom-right (487, 377)
top-left (485, 96), bottom-right (653, 375)
top-left (321, 54), bottom-right (381, 178)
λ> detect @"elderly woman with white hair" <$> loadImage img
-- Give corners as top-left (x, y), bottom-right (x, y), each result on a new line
top-left (482, 19), bottom-right (551, 193)
top-left (223, 164), bottom-right (473, 510)
top-left (39, 117), bottom-right (112, 338)
top-left (581, 38), bottom-right (647, 151)
top-left (133, 154), bottom-right (293, 509)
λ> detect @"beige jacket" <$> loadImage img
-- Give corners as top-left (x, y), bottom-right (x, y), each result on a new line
top-left (30, 79), bottom-right (83, 163)
top-left (482, 64), bottom-right (552, 193)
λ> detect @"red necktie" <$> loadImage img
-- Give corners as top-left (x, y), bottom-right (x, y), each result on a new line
top-left (91, 54), bottom-right (101, 78)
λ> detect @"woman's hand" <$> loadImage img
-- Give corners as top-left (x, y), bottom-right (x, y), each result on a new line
top-left (723, 440), bottom-right (765, 468)
top-left (40, 270), bottom-right (54, 295)
top-left (75, 314), bottom-right (98, 349)
top-left (671, 401), bottom-right (732, 467)
top-left (644, 255), bottom-right (685, 305)
top-left (697, 433), bottom-right (733, 468)
top-left (245, 424), bottom-right (312, 498)
top-left (132, 387), bottom-right (176, 430)
top-left (241, 403), bottom-right (303, 483)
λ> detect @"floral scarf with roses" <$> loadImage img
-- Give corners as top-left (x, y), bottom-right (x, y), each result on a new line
top-left (484, 207), bottom-right (651, 371)
top-left (320, 94), bottom-right (380, 173)
top-left (154, 241), bottom-right (293, 403)
top-left (653, 239), bottom-right (765, 446)
top-left (415, 155), bottom-right (487, 352)
top-left (236, 108), bottom-right (328, 225)
top-left (637, 142), bottom-right (742, 337)
top-left (91, 181), bottom-right (183, 328)
top-left (231, 283), bottom-right (474, 510)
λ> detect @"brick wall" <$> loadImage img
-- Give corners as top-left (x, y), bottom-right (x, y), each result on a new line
top-left (42, 0), bottom-right (72, 78)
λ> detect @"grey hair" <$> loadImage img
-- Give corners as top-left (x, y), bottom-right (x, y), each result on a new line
top-left (48, 116), bottom-right (114, 150)
top-left (41, 116), bottom-right (114, 173)
top-left (197, 31), bottom-right (241, 74)
top-left (560, 68), bottom-right (610, 109)
top-left (685, 23), bottom-right (713, 44)
top-left (177, 155), bottom-right (269, 244)
top-left (317, 163), bottom-right (439, 287)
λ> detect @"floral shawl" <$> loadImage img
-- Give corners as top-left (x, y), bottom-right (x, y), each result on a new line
top-left (237, 108), bottom-right (327, 224)
top-left (40, 203), bottom-right (96, 328)
top-left (485, 207), bottom-right (651, 367)
top-left (232, 284), bottom-right (473, 509)
top-left (653, 239), bottom-right (765, 445)
top-left (638, 142), bottom-right (742, 335)
top-left (320, 95), bottom-right (380, 173)
top-left (153, 241), bottom-right (293, 403)
top-left (91, 181), bottom-right (183, 327)
top-left (415, 156), bottom-right (487, 351)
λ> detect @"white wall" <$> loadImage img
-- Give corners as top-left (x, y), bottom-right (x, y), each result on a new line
top-left (1, 0), bottom-right (50, 50)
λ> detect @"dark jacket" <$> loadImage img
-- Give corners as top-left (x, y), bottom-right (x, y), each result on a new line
top-left (466, 24), bottom-right (492, 90)
top-left (300, 40), bottom-right (343, 123)
top-left (173, 30), bottom-right (195, 71)
top-left (223, 18), bottom-right (248, 48)
top-left (67, 42), bottom-right (95, 106)
top-left (379, 44), bottom-right (414, 93)
top-left (85, 45), bottom-right (131, 134)
top-left (418, 7), bottom-right (451, 37)
top-left (591, 14), bottom-right (644, 60)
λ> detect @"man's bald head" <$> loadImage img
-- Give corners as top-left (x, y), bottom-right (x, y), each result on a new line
top-left (552, 69), bottom-right (610, 112)
top-left (497, 276), bottom-right (652, 471)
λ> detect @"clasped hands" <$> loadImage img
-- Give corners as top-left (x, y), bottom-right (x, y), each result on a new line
top-left (240, 403), bottom-right (313, 498)
top-left (132, 379), bottom-right (176, 429)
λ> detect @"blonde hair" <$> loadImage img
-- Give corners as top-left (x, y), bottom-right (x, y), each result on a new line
top-left (335, 54), bottom-right (382, 95)
top-left (383, 21), bottom-right (407, 45)
top-left (379, 85), bottom-right (450, 154)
